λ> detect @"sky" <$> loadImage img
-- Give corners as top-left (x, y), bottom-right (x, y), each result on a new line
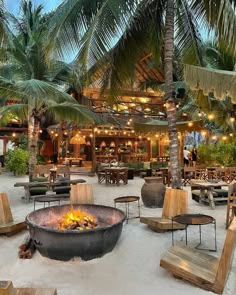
top-left (4, 0), bottom-right (63, 15)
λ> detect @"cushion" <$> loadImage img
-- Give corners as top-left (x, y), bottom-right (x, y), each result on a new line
top-left (53, 185), bottom-right (71, 194)
top-left (29, 186), bottom-right (48, 195)
top-left (213, 189), bottom-right (228, 197)
top-left (32, 177), bottom-right (48, 182)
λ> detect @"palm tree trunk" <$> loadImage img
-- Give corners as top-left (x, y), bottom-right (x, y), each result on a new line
top-left (164, 0), bottom-right (181, 188)
top-left (28, 115), bottom-right (39, 181)
top-left (91, 126), bottom-right (96, 175)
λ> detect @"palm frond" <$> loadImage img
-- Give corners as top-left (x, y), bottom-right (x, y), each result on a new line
top-left (0, 103), bottom-right (28, 124)
top-left (16, 79), bottom-right (77, 104)
top-left (175, 0), bottom-right (204, 65)
top-left (46, 102), bottom-right (101, 124)
top-left (192, 0), bottom-right (236, 58)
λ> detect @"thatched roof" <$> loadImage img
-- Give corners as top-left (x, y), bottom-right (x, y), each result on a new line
top-left (134, 119), bottom-right (204, 134)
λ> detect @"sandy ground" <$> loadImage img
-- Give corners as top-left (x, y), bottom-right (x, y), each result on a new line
top-left (0, 172), bottom-right (235, 295)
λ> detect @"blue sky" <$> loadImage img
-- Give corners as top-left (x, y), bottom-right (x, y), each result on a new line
top-left (5, 0), bottom-right (63, 14)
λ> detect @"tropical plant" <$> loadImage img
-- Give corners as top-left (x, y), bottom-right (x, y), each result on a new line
top-left (0, 1), bottom-right (97, 180)
top-left (5, 148), bottom-right (29, 175)
top-left (46, 0), bottom-right (236, 187)
top-left (198, 137), bottom-right (236, 167)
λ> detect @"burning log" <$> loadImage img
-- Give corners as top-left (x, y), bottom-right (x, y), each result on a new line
top-left (57, 209), bottom-right (98, 231)
top-left (18, 235), bottom-right (36, 259)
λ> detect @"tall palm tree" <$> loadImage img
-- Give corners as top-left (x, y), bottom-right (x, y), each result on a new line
top-left (0, 1), bottom-right (96, 180)
top-left (46, 0), bottom-right (236, 188)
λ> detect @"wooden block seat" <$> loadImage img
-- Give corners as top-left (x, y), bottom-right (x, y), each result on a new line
top-left (140, 188), bottom-right (188, 232)
top-left (0, 280), bottom-right (57, 295)
top-left (160, 217), bottom-right (236, 294)
top-left (0, 193), bottom-right (26, 236)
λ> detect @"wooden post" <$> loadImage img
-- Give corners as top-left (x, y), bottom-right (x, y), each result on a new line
top-left (70, 183), bottom-right (94, 205)
top-left (0, 193), bottom-right (13, 225)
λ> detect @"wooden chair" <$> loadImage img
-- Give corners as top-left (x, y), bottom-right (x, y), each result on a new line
top-left (56, 165), bottom-right (70, 179)
top-left (225, 181), bottom-right (236, 229)
top-left (160, 216), bottom-right (236, 294)
top-left (140, 188), bottom-right (188, 232)
top-left (182, 167), bottom-right (196, 186)
top-left (33, 164), bottom-right (54, 177)
top-left (118, 168), bottom-right (128, 185)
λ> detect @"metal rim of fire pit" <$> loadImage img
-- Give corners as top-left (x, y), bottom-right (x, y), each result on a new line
top-left (26, 204), bottom-right (126, 233)
top-left (26, 204), bottom-right (126, 261)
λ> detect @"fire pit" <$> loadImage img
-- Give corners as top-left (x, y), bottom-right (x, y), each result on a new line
top-left (26, 204), bottom-right (125, 261)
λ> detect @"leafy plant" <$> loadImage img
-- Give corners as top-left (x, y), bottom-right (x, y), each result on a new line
top-left (198, 139), bottom-right (236, 167)
top-left (5, 148), bottom-right (29, 175)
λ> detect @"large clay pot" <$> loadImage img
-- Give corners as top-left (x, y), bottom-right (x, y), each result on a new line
top-left (141, 177), bottom-right (166, 208)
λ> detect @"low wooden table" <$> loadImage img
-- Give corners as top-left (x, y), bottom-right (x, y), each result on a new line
top-left (114, 196), bottom-right (140, 223)
top-left (14, 178), bottom-right (85, 202)
top-left (193, 181), bottom-right (228, 209)
top-left (172, 213), bottom-right (217, 251)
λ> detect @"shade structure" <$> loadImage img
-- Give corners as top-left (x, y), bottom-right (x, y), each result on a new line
top-left (134, 119), bottom-right (204, 134)
top-left (184, 64), bottom-right (236, 103)
top-left (70, 134), bottom-right (86, 145)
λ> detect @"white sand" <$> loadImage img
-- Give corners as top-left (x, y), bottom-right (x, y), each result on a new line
top-left (0, 172), bottom-right (235, 295)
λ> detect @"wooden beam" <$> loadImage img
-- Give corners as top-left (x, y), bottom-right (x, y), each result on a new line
top-left (84, 88), bottom-right (164, 100)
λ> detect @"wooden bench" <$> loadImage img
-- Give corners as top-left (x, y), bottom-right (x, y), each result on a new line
top-left (140, 188), bottom-right (188, 232)
top-left (160, 216), bottom-right (236, 294)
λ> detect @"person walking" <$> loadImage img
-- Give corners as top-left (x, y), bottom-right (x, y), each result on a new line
top-left (191, 146), bottom-right (198, 167)
top-left (183, 146), bottom-right (190, 167)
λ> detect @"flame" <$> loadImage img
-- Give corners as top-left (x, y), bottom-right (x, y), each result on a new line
top-left (58, 208), bottom-right (97, 231)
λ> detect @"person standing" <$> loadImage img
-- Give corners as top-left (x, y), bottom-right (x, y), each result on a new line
top-left (191, 146), bottom-right (198, 167)
top-left (183, 146), bottom-right (190, 167)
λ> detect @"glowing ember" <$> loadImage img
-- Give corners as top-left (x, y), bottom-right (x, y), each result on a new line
top-left (58, 208), bottom-right (98, 230)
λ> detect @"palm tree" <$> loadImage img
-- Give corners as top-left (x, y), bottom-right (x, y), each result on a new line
top-left (0, 1), bottom-right (96, 180)
top-left (46, 0), bottom-right (236, 188)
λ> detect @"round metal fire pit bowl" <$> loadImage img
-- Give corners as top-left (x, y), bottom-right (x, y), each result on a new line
top-left (26, 204), bottom-right (126, 261)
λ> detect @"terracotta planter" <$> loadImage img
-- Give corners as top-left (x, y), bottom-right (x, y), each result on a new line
top-left (141, 177), bottom-right (166, 208)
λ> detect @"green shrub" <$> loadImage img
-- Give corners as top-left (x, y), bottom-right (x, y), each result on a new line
top-left (5, 148), bottom-right (29, 175)
top-left (198, 139), bottom-right (236, 167)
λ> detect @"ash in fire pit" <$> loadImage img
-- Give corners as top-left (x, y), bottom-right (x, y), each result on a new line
top-left (26, 204), bottom-right (126, 261)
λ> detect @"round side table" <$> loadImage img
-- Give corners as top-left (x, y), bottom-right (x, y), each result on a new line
top-left (172, 213), bottom-right (217, 251)
top-left (114, 196), bottom-right (140, 223)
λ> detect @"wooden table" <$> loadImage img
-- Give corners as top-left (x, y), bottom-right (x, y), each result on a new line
top-left (194, 181), bottom-right (228, 209)
top-left (104, 167), bottom-right (128, 186)
top-left (14, 179), bottom-right (86, 202)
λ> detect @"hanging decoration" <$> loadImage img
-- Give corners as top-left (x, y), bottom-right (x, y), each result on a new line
top-left (70, 134), bottom-right (86, 145)
top-left (184, 64), bottom-right (236, 102)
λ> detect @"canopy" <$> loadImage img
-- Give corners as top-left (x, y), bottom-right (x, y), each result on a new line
top-left (134, 119), bottom-right (204, 134)
top-left (184, 64), bottom-right (236, 102)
